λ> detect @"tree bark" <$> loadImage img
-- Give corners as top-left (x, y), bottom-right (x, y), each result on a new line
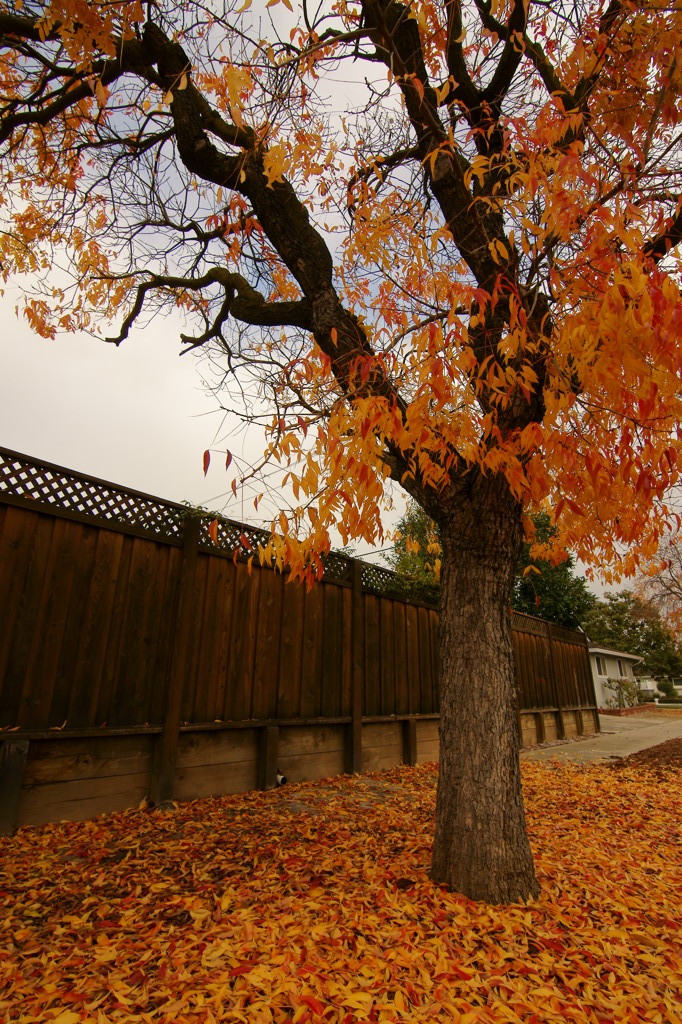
top-left (430, 473), bottom-right (540, 903)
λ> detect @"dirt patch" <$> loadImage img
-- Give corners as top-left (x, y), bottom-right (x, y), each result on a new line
top-left (611, 737), bottom-right (682, 771)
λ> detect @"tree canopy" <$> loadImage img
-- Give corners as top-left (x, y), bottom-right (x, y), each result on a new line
top-left (2, 0), bottom-right (682, 902)
top-left (512, 512), bottom-right (596, 628)
top-left (583, 591), bottom-right (682, 681)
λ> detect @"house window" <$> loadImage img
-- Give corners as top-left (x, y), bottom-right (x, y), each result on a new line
top-left (617, 659), bottom-right (626, 677)
top-left (596, 656), bottom-right (607, 676)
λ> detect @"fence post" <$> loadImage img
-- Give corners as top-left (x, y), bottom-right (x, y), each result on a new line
top-left (402, 717), bottom-right (417, 766)
top-left (258, 726), bottom-right (280, 789)
top-left (0, 739), bottom-right (29, 835)
top-left (346, 559), bottom-right (364, 774)
top-left (150, 515), bottom-right (201, 805)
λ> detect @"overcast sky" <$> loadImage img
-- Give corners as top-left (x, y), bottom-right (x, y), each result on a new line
top-left (0, 293), bottom-right (403, 559)
top-left (0, 292), bottom-right (257, 513)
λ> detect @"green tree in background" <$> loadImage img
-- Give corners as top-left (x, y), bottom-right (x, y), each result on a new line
top-left (384, 501), bottom-right (441, 604)
top-left (512, 513), bottom-right (595, 629)
top-left (583, 592), bottom-right (682, 681)
top-left (388, 505), bottom-right (594, 628)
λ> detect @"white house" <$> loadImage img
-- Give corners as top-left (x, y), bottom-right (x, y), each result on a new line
top-left (588, 645), bottom-right (643, 708)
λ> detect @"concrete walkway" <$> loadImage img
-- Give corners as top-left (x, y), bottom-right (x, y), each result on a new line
top-left (521, 712), bottom-right (682, 764)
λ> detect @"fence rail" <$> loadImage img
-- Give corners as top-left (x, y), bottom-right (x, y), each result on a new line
top-left (0, 447), bottom-right (598, 830)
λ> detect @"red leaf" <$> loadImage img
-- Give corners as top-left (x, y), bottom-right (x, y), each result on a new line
top-left (203, 449), bottom-right (211, 476)
top-left (302, 994), bottom-right (325, 1014)
top-left (229, 962), bottom-right (256, 977)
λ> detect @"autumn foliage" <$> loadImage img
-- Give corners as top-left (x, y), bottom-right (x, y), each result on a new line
top-left (2, 760), bottom-right (681, 1023)
top-left (3, 0), bottom-right (682, 901)
top-left (1, 0), bottom-right (680, 571)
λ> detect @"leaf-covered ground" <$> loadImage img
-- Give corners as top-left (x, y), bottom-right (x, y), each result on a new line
top-left (2, 760), bottom-right (681, 1024)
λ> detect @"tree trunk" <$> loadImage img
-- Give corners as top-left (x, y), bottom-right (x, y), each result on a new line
top-left (430, 473), bottom-right (540, 903)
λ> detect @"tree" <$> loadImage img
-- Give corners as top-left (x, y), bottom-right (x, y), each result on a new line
top-left (636, 530), bottom-right (682, 636)
top-left (512, 512), bottom-right (595, 628)
top-left (583, 592), bottom-right (682, 681)
top-left (384, 500), bottom-right (442, 603)
top-left (2, 1), bottom-right (682, 903)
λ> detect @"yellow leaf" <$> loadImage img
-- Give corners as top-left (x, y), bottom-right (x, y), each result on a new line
top-left (262, 142), bottom-right (289, 186)
top-left (94, 80), bottom-right (108, 107)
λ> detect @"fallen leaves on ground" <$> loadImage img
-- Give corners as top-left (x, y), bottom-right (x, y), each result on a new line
top-left (611, 737), bottom-right (682, 770)
top-left (1, 760), bottom-right (681, 1024)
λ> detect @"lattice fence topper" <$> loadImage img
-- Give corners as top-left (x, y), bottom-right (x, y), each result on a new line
top-left (360, 561), bottom-right (437, 603)
top-left (0, 447), bottom-right (372, 591)
top-left (198, 524), bottom-right (355, 586)
top-left (0, 447), bottom-right (184, 539)
top-left (510, 610), bottom-right (588, 645)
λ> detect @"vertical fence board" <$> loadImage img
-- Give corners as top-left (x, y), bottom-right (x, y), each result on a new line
top-left (206, 558), bottom-right (236, 722)
top-left (252, 567), bottom-right (284, 719)
top-left (149, 518), bottom-right (201, 805)
top-left (186, 555), bottom-right (216, 723)
top-left (393, 603), bottom-right (409, 716)
top-left (225, 561), bottom-right (260, 722)
top-left (0, 507), bottom-right (48, 727)
top-left (346, 560), bottom-right (364, 774)
top-left (48, 524), bottom-right (99, 729)
top-left (20, 517), bottom-right (81, 730)
top-left (416, 607), bottom-right (433, 713)
top-left (109, 537), bottom-right (159, 727)
top-left (380, 598), bottom-right (396, 716)
top-left (300, 586), bottom-right (324, 718)
top-left (70, 529), bottom-right (127, 728)
top-left (340, 587), bottom-right (353, 718)
top-left (277, 581), bottom-right (305, 719)
top-left (147, 546), bottom-right (183, 727)
top-left (321, 584), bottom-right (343, 718)
top-left (364, 594), bottom-right (381, 717)
top-left (405, 603), bottom-right (420, 714)
top-left (96, 535), bottom-right (136, 727)
top-left (429, 610), bottom-right (440, 710)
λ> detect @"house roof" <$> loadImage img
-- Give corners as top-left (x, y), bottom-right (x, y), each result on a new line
top-left (588, 645), bottom-right (643, 663)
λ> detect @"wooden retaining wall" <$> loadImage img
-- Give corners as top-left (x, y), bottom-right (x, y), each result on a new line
top-left (0, 448), bottom-right (598, 831)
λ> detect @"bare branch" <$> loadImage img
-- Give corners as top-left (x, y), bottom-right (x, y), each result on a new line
top-left (105, 269), bottom-right (313, 346)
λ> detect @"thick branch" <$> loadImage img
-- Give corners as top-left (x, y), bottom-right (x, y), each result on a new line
top-left (105, 269), bottom-right (313, 346)
top-left (445, 0), bottom-right (480, 109)
top-left (0, 11), bottom-right (60, 43)
top-left (361, 0), bottom-right (500, 285)
top-left (480, 0), bottom-right (527, 108)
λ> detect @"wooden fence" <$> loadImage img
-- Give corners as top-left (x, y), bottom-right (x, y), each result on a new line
top-left (0, 447), bottom-right (598, 831)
